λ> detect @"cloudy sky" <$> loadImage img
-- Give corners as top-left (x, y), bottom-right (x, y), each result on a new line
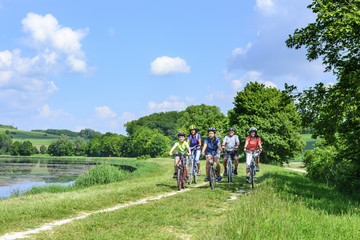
top-left (0, 0), bottom-right (335, 134)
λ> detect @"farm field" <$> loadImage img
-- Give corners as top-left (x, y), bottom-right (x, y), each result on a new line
top-left (0, 128), bottom-right (61, 145)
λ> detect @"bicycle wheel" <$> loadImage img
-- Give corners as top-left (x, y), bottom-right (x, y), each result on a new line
top-left (189, 160), bottom-right (193, 185)
top-left (250, 165), bottom-right (255, 189)
top-left (194, 164), bottom-right (198, 184)
top-left (210, 166), bottom-right (216, 190)
top-left (177, 167), bottom-right (181, 191)
top-left (181, 167), bottom-right (186, 189)
top-left (228, 159), bottom-right (233, 183)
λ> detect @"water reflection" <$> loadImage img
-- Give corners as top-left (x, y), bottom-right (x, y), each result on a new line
top-left (0, 158), bottom-right (97, 199)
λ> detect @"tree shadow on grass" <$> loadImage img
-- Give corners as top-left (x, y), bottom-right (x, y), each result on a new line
top-left (155, 183), bottom-right (179, 191)
top-left (262, 170), bottom-right (360, 215)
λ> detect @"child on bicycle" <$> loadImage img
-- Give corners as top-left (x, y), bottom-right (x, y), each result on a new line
top-left (187, 125), bottom-right (202, 176)
top-left (170, 131), bottom-right (191, 178)
top-left (222, 127), bottom-right (240, 176)
top-left (243, 127), bottom-right (263, 183)
top-left (201, 127), bottom-right (222, 182)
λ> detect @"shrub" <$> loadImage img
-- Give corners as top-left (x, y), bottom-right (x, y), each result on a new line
top-left (75, 164), bottom-right (130, 187)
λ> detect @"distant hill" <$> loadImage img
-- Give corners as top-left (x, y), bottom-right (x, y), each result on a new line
top-left (0, 128), bottom-right (59, 145)
top-left (0, 126), bottom-right (102, 146)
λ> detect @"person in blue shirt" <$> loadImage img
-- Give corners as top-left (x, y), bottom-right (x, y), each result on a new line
top-left (201, 127), bottom-right (222, 182)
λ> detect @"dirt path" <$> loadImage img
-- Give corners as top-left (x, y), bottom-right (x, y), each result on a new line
top-left (285, 168), bottom-right (306, 173)
top-left (0, 182), bottom-right (207, 240)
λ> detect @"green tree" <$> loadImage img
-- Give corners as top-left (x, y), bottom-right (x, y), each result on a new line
top-left (40, 145), bottom-right (47, 154)
top-left (286, 0), bottom-right (360, 191)
top-left (47, 135), bottom-right (75, 156)
top-left (9, 141), bottom-right (21, 155)
top-left (0, 133), bottom-right (12, 154)
top-left (73, 136), bottom-right (86, 156)
top-left (125, 111), bottom-right (182, 140)
top-left (228, 82), bottom-right (305, 163)
top-left (179, 104), bottom-right (229, 140)
top-left (22, 141), bottom-right (34, 155)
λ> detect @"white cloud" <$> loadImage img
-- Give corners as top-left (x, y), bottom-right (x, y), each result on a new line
top-left (95, 106), bottom-right (116, 119)
top-left (0, 13), bottom-right (90, 114)
top-left (120, 112), bottom-right (136, 122)
top-left (228, 0), bottom-right (335, 90)
top-left (255, 0), bottom-right (276, 16)
top-left (151, 56), bottom-right (190, 76)
top-left (38, 104), bottom-right (72, 119)
top-left (231, 80), bottom-right (243, 90)
top-left (264, 81), bottom-right (277, 88)
top-left (148, 96), bottom-right (188, 113)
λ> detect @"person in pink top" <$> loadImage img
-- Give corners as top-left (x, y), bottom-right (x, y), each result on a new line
top-left (243, 127), bottom-right (263, 183)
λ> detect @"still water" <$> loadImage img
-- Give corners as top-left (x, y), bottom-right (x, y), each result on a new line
top-left (0, 158), bottom-right (97, 199)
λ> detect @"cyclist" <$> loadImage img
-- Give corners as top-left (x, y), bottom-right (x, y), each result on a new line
top-left (201, 127), bottom-right (222, 182)
top-left (187, 125), bottom-right (202, 176)
top-left (243, 127), bottom-right (263, 183)
top-left (222, 127), bottom-right (240, 176)
top-left (170, 131), bottom-right (191, 178)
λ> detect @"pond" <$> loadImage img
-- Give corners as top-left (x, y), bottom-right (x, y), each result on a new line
top-left (0, 158), bottom-right (97, 199)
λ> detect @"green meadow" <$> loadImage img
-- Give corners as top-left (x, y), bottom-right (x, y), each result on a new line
top-left (0, 157), bottom-right (359, 239)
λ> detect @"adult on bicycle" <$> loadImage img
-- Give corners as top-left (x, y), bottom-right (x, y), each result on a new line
top-left (201, 127), bottom-right (222, 182)
top-left (243, 127), bottom-right (263, 183)
top-left (169, 131), bottom-right (191, 178)
top-left (187, 125), bottom-right (202, 176)
top-left (222, 127), bottom-right (240, 176)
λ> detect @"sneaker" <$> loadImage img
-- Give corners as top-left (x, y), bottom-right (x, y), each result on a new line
top-left (223, 169), bottom-right (228, 176)
top-left (204, 177), bottom-right (209, 181)
top-left (234, 168), bottom-right (238, 175)
top-left (173, 172), bottom-right (177, 178)
top-left (246, 177), bottom-right (250, 183)
top-left (256, 165), bottom-right (260, 172)
top-left (197, 170), bottom-right (201, 176)
top-left (217, 175), bottom-right (222, 182)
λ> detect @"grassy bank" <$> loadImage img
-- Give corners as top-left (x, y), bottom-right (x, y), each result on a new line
top-left (1, 157), bottom-right (359, 239)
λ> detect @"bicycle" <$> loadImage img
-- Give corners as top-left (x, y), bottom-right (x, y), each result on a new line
top-left (174, 153), bottom-right (187, 191)
top-left (225, 150), bottom-right (236, 183)
top-left (247, 149), bottom-right (260, 189)
top-left (188, 146), bottom-right (199, 185)
top-left (207, 152), bottom-right (218, 190)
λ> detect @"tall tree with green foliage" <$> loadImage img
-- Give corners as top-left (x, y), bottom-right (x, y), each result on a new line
top-left (178, 104), bottom-right (229, 140)
top-left (286, 0), bottom-right (360, 191)
top-left (0, 134), bottom-right (12, 154)
top-left (228, 82), bottom-right (305, 163)
top-left (47, 135), bottom-right (75, 156)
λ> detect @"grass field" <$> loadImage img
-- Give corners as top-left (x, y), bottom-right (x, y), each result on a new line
top-left (1, 156), bottom-right (359, 239)
top-left (0, 128), bottom-right (59, 145)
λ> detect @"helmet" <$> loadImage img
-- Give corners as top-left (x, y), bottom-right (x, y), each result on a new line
top-left (189, 125), bottom-right (198, 132)
top-left (177, 131), bottom-right (186, 137)
top-left (207, 127), bottom-right (216, 133)
top-left (249, 127), bottom-right (258, 132)
top-left (228, 127), bottom-right (235, 132)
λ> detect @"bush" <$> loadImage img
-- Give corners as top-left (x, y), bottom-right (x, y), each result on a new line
top-left (75, 165), bottom-right (130, 187)
top-left (40, 145), bottom-right (47, 154)
top-left (137, 154), bottom-right (151, 160)
top-left (304, 145), bottom-right (337, 183)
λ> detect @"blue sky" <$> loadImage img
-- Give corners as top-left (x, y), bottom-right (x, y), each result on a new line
top-left (0, 0), bottom-right (335, 134)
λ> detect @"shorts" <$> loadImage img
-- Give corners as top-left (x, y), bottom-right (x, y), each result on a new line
top-left (190, 149), bottom-right (201, 164)
top-left (246, 152), bottom-right (258, 168)
top-left (175, 155), bottom-right (187, 166)
top-left (223, 151), bottom-right (238, 160)
top-left (205, 152), bottom-right (220, 159)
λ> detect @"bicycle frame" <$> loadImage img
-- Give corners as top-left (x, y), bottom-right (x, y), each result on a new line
top-left (226, 150), bottom-right (235, 183)
top-left (208, 152), bottom-right (217, 190)
top-left (189, 147), bottom-right (199, 184)
top-left (174, 153), bottom-right (187, 191)
top-left (248, 150), bottom-right (259, 188)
